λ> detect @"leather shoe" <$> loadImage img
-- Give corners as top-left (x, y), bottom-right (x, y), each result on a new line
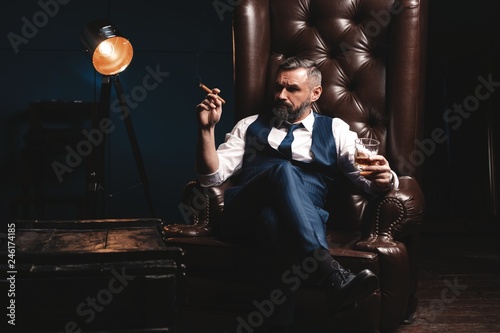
top-left (327, 268), bottom-right (379, 311)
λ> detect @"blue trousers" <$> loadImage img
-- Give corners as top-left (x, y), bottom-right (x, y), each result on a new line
top-left (217, 161), bottom-right (329, 253)
top-left (216, 161), bottom-right (331, 326)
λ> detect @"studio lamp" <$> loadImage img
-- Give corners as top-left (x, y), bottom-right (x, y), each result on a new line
top-left (81, 19), bottom-right (133, 76)
top-left (81, 19), bottom-right (155, 218)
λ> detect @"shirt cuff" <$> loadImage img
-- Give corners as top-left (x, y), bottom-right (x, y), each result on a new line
top-left (198, 169), bottom-right (224, 187)
top-left (391, 170), bottom-right (399, 190)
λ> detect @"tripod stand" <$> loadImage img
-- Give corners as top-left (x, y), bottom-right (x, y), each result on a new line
top-left (87, 74), bottom-right (156, 218)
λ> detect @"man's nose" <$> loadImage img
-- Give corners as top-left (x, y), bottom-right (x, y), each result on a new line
top-left (277, 87), bottom-right (287, 100)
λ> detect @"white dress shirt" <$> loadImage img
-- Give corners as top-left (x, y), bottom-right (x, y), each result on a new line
top-left (199, 110), bottom-right (398, 194)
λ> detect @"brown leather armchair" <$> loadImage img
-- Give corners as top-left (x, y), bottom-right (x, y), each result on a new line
top-left (164, 0), bottom-right (427, 332)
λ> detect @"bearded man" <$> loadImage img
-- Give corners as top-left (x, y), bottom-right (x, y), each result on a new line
top-left (195, 56), bottom-right (396, 332)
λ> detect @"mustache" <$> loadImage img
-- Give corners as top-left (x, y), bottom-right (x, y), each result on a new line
top-left (274, 100), bottom-right (292, 108)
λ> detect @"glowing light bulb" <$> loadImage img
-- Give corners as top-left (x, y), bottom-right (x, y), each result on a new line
top-left (98, 40), bottom-right (114, 56)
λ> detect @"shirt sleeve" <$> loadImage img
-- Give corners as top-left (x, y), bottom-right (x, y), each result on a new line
top-left (197, 115), bottom-right (258, 187)
top-left (333, 118), bottom-right (399, 194)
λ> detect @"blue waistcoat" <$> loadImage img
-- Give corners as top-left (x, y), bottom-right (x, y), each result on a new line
top-left (236, 113), bottom-right (337, 208)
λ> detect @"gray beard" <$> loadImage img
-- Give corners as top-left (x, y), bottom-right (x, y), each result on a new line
top-left (272, 100), bottom-right (310, 123)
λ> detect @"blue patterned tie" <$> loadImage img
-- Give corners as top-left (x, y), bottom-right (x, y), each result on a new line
top-left (278, 123), bottom-right (302, 159)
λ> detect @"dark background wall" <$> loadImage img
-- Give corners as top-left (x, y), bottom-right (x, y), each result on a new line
top-left (0, 0), bottom-right (498, 228)
top-left (423, 0), bottom-right (499, 228)
top-left (0, 0), bottom-right (237, 224)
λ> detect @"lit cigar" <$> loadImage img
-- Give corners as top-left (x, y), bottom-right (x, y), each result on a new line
top-left (199, 83), bottom-right (226, 104)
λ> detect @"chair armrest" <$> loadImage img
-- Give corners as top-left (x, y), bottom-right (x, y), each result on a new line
top-left (162, 180), bottom-right (229, 237)
top-left (364, 176), bottom-right (425, 243)
top-left (164, 175), bottom-right (424, 240)
top-left (354, 176), bottom-right (424, 326)
top-left (355, 238), bottom-right (411, 330)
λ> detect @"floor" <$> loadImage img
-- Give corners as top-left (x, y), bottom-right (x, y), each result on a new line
top-left (390, 226), bottom-right (500, 333)
top-left (178, 224), bottom-right (500, 333)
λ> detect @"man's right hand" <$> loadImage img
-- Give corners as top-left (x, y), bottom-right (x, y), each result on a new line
top-left (196, 88), bottom-right (223, 129)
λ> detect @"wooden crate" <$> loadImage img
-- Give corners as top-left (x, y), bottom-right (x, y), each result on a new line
top-left (1, 218), bottom-right (186, 333)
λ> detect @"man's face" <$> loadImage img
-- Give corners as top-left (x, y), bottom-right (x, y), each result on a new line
top-left (272, 67), bottom-right (321, 123)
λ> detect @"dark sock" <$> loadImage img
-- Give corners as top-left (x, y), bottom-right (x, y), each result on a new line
top-left (306, 247), bottom-right (342, 287)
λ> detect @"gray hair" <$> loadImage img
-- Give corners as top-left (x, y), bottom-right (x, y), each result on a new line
top-left (278, 56), bottom-right (322, 88)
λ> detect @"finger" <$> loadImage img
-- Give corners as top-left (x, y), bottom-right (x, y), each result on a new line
top-left (362, 173), bottom-right (391, 185)
top-left (206, 100), bottom-right (221, 112)
top-left (368, 155), bottom-right (388, 165)
top-left (371, 172), bottom-right (393, 183)
top-left (207, 93), bottom-right (222, 106)
top-left (361, 165), bottom-right (390, 174)
top-left (360, 170), bottom-right (373, 177)
top-left (360, 167), bottom-right (391, 179)
top-left (201, 98), bottom-right (218, 110)
top-left (196, 102), bottom-right (210, 112)
top-left (371, 172), bottom-right (391, 180)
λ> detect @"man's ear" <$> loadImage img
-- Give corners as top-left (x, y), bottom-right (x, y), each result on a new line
top-left (311, 85), bottom-right (322, 102)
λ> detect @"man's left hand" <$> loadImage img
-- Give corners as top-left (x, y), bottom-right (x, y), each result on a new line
top-left (360, 155), bottom-right (393, 189)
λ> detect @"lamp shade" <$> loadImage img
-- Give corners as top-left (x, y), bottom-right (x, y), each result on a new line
top-left (80, 19), bottom-right (133, 75)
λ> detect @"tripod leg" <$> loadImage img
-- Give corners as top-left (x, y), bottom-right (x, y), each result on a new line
top-left (113, 75), bottom-right (156, 217)
top-left (87, 75), bottom-right (112, 218)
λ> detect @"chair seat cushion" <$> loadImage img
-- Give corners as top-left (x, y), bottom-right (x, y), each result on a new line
top-left (165, 230), bottom-right (380, 281)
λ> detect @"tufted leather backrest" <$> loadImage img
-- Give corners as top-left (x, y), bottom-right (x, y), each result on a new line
top-left (233, 0), bottom-right (427, 178)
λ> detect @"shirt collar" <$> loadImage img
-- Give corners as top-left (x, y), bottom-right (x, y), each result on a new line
top-left (299, 110), bottom-right (315, 132)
